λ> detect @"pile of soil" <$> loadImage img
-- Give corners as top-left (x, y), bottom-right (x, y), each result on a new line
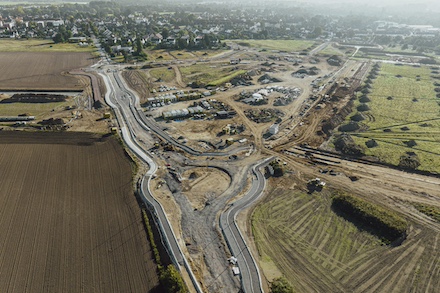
top-left (350, 113), bottom-right (366, 122)
top-left (339, 122), bottom-right (360, 132)
top-left (230, 73), bottom-right (253, 86)
top-left (0, 93), bottom-right (67, 104)
top-left (327, 55), bottom-right (343, 66)
top-left (334, 134), bottom-right (364, 156)
top-left (365, 139), bottom-right (378, 148)
top-left (258, 74), bottom-right (282, 84)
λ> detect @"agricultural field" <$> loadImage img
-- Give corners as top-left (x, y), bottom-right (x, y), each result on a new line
top-left (0, 52), bottom-right (94, 90)
top-left (0, 132), bottom-right (159, 293)
top-left (340, 63), bottom-right (440, 172)
top-left (0, 39), bottom-right (95, 53)
top-left (252, 176), bottom-right (440, 293)
top-left (227, 39), bottom-right (315, 52)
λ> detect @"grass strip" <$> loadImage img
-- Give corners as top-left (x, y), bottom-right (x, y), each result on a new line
top-left (413, 203), bottom-right (440, 222)
top-left (207, 69), bottom-right (246, 86)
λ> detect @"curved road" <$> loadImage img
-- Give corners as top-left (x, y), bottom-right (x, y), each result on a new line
top-left (97, 61), bottom-right (272, 292)
top-left (99, 71), bottom-right (203, 293)
top-left (219, 157), bottom-right (274, 293)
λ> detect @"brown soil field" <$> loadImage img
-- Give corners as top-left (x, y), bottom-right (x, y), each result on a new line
top-left (181, 167), bottom-right (231, 210)
top-left (0, 52), bottom-right (94, 90)
top-left (0, 131), bottom-right (159, 293)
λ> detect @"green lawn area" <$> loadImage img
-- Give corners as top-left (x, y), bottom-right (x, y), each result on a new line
top-left (227, 39), bottom-right (316, 52)
top-left (208, 70), bottom-right (246, 86)
top-left (0, 101), bottom-right (69, 118)
top-left (149, 67), bottom-right (176, 82)
top-left (318, 44), bottom-right (344, 56)
top-left (144, 49), bottom-right (175, 61)
top-left (191, 50), bottom-right (225, 58)
top-left (340, 63), bottom-right (440, 172)
top-left (168, 50), bottom-right (195, 60)
top-left (179, 63), bottom-right (240, 85)
top-left (0, 39), bottom-right (95, 52)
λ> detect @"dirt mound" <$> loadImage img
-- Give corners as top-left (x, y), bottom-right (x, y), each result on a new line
top-left (359, 96), bottom-right (371, 103)
top-left (399, 152), bottom-right (421, 170)
top-left (339, 122), bottom-right (360, 132)
top-left (357, 103), bottom-right (370, 112)
top-left (327, 55), bottom-right (343, 66)
top-left (334, 134), bottom-right (364, 156)
top-left (404, 140), bottom-right (417, 147)
top-left (350, 113), bottom-right (366, 122)
top-left (40, 118), bottom-right (65, 125)
top-left (230, 73), bottom-right (253, 86)
top-left (365, 139), bottom-right (378, 148)
top-left (258, 74), bottom-right (282, 84)
top-left (0, 93), bottom-right (67, 104)
top-left (321, 100), bottom-right (354, 135)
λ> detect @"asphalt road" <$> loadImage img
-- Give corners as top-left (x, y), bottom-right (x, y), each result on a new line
top-left (99, 71), bottom-right (203, 293)
top-left (97, 61), bottom-right (272, 293)
top-left (219, 157), bottom-right (274, 293)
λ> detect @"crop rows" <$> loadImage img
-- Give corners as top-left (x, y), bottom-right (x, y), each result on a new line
top-left (0, 132), bottom-right (159, 293)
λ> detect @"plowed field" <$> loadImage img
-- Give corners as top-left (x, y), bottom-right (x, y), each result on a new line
top-left (0, 132), bottom-right (159, 293)
top-left (0, 52), bottom-right (93, 90)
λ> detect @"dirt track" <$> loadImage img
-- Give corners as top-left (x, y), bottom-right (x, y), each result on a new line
top-left (0, 132), bottom-right (159, 293)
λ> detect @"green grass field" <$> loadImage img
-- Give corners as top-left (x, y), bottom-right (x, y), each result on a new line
top-left (318, 44), bottom-right (344, 56)
top-left (207, 69), bottom-right (246, 86)
top-left (227, 39), bottom-right (315, 52)
top-left (179, 63), bottom-right (240, 85)
top-left (0, 101), bottom-right (70, 118)
top-left (0, 39), bottom-right (95, 52)
top-left (149, 67), bottom-right (176, 82)
top-left (167, 50), bottom-right (195, 60)
top-left (341, 63), bottom-right (440, 172)
top-left (144, 49), bottom-right (175, 61)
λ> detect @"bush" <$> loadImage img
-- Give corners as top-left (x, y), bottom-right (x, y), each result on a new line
top-left (271, 277), bottom-right (294, 293)
top-left (160, 265), bottom-right (188, 293)
top-left (399, 152), bottom-right (420, 170)
top-left (332, 193), bottom-right (408, 244)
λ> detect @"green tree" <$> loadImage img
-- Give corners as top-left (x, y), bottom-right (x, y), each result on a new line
top-left (160, 265), bottom-right (188, 293)
top-left (53, 33), bottom-right (64, 43)
top-left (136, 37), bottom-right (143, 55)
top-left (271, 277), bottom-right (294, 293)
top-left (161, 28), bottom-right (169, 39)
